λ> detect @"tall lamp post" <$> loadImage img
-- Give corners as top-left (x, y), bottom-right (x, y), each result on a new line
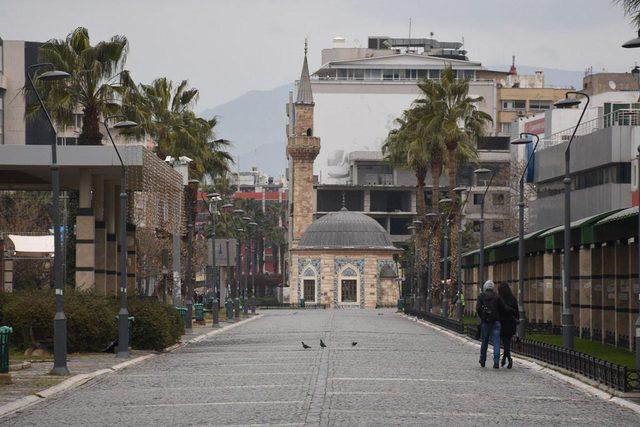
top-left (439, 198), bottom-right (452, 318)
top-left (424, 212), bottom-right (439, 312)
top-left (247, 221), bottom-right (258, 314)
top-left (407, 224), bottom-right (417, 311)
top-left (621, 33), bottom-right (640, 368)
top-left (452, 186), bottom-right (470, 321)
top-left (510, 132), bottom-right (541, 339)
top-left (183, 179), bottom-right (199, 330)
top-left (554, 91), bottom-right (590, 349)
top-left (27, 63), bottom-right (71, 375)
top-left (103, 116), bottom-right (138, 357)
top-left (411, 219), bottom-right (423, 311)
top-left (473, 168), bottom-right (495, 287)
top-left (206, 193), bottom-right (221, 327)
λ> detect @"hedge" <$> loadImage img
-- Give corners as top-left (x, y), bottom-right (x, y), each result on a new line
top-left (0, 289), bottom-right (184, 353)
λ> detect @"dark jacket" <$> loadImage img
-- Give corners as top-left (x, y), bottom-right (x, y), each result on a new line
top-left (499, 294), bottom-right (519, 338)
top-left (476, 289), bottom-right (510, 322)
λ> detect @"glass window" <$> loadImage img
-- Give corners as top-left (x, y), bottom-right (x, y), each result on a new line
top-left (501, 100), bottom-right (526, 111)
top-left (492, 221), bottom-right (504, 232)
top-left (529, 100), bottom-right (552, 110)
top-left (303, 280), bottom-right (316, 302)
top-left (365, 69), bottom-right (381, 80)
top-left (492, 193), bottom-right (505, 205)
top-left (382, 69), bottom-right (394, 80)
top-left (353, 69), bottom-right (364, 80)
top-left (337, 69), bottom-right (347, 80)
top-left (500, 122), bottom-right (512, 134)
top-left (472, 221), bottom-right (481, 232)
top-left (473, 194), bottom-right (483, 205)
top-left (429, 69), bottom-right (441, 79)
top-left (417, 69), bottom-right (429, 79)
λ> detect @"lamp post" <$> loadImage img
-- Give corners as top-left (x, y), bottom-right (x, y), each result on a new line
top-left (622, 34), bottom-right (640, 367)
top-left (511, 133), bottom-right (541, 339)
top-left (206, 193), bottom-right (221, 327)
top-left (27, 63), bottom-right (71, 375)
top-left (554, 91), bottom-right (590, 349)
top-left (411, 219), bottom-right (423, 311)
top-left (103, 116), bottom-right (138, 357)
top-left (424, 212), bottom-right (439, 312)
top-left (221, 203), bottom-right (234, 320)
top-left (233, 209), bottom-right (245, 320)
top-left (407, 225), bottom-right (416, 310)
top-left (247, 221), bottom-right (258, 314)
top-left (183, 179), bottom-right (199, 330)
top-left (439, 198), bottom-right (452, 317)
top-left (452, 186), bottom-right (470, 321)
top-left (473, 168), bottom-right (495, 287)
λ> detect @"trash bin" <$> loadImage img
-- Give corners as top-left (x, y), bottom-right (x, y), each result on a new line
top-left (299, 298), bottom-right (305, 308)
top-left (225, 300), bottom-right (234, 320)
top-left (194, 303), bottom-right (204, 321)
top-left (176, 307), bottom-right (188, 327)
top-left (397, 298), bottom-right (405, 311)
top-left (0, 326), bottom-right (13, 374)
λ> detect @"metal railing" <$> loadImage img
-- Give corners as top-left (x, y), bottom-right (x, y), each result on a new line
top-left (404, 307), bottom-right (465, 334)
top-left (540, 108), bottom-right (640, 150)
top-left (464, 322), bottom-right (638, 392)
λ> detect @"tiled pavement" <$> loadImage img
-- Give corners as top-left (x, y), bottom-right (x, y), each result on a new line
top-left (3, 309), bottom-right (640, 426)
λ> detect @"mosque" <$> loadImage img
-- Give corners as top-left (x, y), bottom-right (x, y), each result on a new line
top-left (286, 46), bottom-right (402, 308)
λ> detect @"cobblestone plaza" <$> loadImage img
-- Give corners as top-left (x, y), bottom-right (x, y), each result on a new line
top-left (4, 310), bottom-right (640, 426)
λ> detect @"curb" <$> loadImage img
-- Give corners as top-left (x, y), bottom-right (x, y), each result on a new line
top-left (0, 314), bottom-right (263, 419)
top-left (397, 313), bottom-right (640, 416)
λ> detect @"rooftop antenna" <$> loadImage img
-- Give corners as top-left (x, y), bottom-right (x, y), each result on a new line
top-left (341, 190), bottom-right (346, 210)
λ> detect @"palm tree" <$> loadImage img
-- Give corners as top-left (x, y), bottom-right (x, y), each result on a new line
top-left (616, 0), bottom-right (640, 27)
top-left (417, 67), bottom-right (492, 284)
top-left (120, 76), bottom-right (233, 180)
top-left (28, 27), bottom-right (128, 145)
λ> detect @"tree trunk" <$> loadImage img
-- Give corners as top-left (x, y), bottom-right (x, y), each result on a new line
top-left (446, 150), bottom-right (459, 285)
top-left (431, 161), bottom-right (443, 306)
top-left (415, 171), bottom-right (428, 307)
top-left (79, 102), bottom-right (103, 146)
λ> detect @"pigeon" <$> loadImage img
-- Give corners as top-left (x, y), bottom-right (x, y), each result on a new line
top-left (320, 339), bottom-right (327, 348)
top-left (377, 313), bottom-right (384, 316)
top-left (351, 342), bottom-right (358, 347)
top-left (302, 341), bottom-right (311, 349)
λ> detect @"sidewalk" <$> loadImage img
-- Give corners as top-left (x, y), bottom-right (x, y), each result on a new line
top-left (0, 316), bottom-right (259, 413)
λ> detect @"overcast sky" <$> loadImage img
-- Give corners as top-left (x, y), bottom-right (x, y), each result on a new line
top-left (1, 0), bottom-right (639, 109)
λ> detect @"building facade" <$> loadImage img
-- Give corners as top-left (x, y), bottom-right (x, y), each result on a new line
top-left (287, 47), bottom-right (401, 307)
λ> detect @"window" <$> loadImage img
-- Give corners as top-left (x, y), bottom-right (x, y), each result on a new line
top-left (492, 221), bottom-right (504, 232)
top-left (529, 100), bottom-right (552, 111)
top-left (492, 193), bottom-right (505, 206)
top-left (56, 137), bottom-right (78, 145)
top-left (472, 221), bottom-right (481, 232)
top-left (341, 279), bottom-right (357, 302)
top-left (417, 69), bottom-right (429, 79)
top-left (73, 114), bottom-right (83, 128)
top-left (500, 122), bottom-right (512, 134)
top-left (429, 69), bottom-right (441, 79)
top-left (501, 100), bottom-right (526, 111)
top-left (457, 70), bottom-right (475, 80)
top-left (303, 279), bottom-right (316, 302)
top-left (473, 194), bottom-right (483, 205)
top-left (365, 69), bottom-right (381, 80)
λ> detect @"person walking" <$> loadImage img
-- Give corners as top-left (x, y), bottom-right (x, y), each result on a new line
top-left (498, 282), bottom-right (519, 369)
top-left (477, 280), bottom-right (509, 369)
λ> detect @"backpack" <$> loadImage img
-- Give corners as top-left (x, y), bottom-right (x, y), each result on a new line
top-left (478, 294), bottom-right (497, 322)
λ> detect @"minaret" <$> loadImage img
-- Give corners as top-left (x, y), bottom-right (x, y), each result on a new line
top-left (288, 41), bottom-right (320, 242)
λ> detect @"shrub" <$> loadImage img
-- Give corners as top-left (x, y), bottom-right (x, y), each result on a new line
top-left (128, 298), bottom-right (184, 351)
top-left (1, 290), bottom-right (184, 353)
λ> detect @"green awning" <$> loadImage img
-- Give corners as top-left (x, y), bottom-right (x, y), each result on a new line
top-left (485, 236), bottom-right (518, 250)
top-left (595, 206), bottom-right (637, 226)
top-left (538, 209), bottom-right (622, 238)
top-left (524, 227), bottom-right (552, 240)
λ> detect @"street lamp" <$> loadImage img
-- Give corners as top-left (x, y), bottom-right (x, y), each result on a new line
top-left (411, 219), bottom-right (423, 311)
top-left (248, 221), bottom-right (258, 314)
top-left (232, 209), bottom-right (245, 319)
top-left (184, 179), bottom-right (199, 330)
top-left (27, 63), bottom-right (71, 376)
top-left (439, 198), bottom-right (452, 318)
top-left (474, 167), bottom-right (495, 287)
top-left (206, 192), bottom-right (221, 327)
top-left (511, 133), bottom-right (541, 339)
top-left (623, 29), bottom-right (640, 49)
top-left (104, 115), bottom-right (138, 357)
top-left (554, 91), bottom-right (590, 349)
top-left (453, 186), bottom-right (470, 321)
top-left (425, 212), bottom-right (439, 312)
top-left (407, 224), bottom-right (416, 311)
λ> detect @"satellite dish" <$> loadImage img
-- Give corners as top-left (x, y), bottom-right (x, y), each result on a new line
top-left (609, 80), bottom-right (617, 90)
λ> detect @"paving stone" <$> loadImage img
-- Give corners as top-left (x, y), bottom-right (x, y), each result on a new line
top-left (4, 309), bottom-right (640, 426)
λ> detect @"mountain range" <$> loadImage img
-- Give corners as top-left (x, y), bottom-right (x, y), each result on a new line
top-left (200, 66), bottom-right (584, 177)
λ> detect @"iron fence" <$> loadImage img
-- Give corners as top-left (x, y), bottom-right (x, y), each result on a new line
top-left (404, 308), bottom-right (464, 334)
top-left (412, 312), bottom-right (638, 392)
